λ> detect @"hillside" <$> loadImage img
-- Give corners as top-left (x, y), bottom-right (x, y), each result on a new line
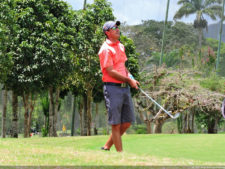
top-left (204, 22), bottom-right (225, 42)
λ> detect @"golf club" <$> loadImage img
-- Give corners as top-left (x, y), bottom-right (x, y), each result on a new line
top-left (139, 88), bottom-right (180, 119)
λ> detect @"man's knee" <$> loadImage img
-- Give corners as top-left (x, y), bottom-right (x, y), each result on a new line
top-left (112, 124), bottom-right (121, 131)
top-left (122, 122), bottom-right (131, 129)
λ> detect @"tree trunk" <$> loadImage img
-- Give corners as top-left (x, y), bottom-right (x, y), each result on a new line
top-left (48, 87), bottom-right (59, 137)
top-left (177, 113), bottom-right (183, 133)
top-left (94, 103), bottom-right (99, 135)
top-left (49, 87), bottom-right (54, 136)
top-left (23, 93), bottom-right (29, 138)
top-left (27, 97), bottom-right (34, 137)
top-left (1, 89), bottom-right (8, 138)
top-left (11, 91), bottom-right (18, 138)
top-left (78, 97), bottom-right (84, 136)
top-left (198, 28), bottom-right (203, 49)
top-left (53, 88), bottom-right (60, 137)
top-left (145, 120), bottom-right (152, 134)
top-left (105, 110), bottom-right (109, 135)
top-left (22, 93), bottom-right (35, 137)
top-left (208, 117), bottom-right (218, 134)
top-left (191, 110), bottom-right (195, 133)
top-left (186, 112), bottom-right (191, 133)
top-left (83, 0), bottom-right (87, 10)
top-left (83, 94), bottom-right (88, 136)
top-left (87, 89), bottom-right (92, 136)
top-left (71, 96), bottom-right (76, 136)
top-left (183, 112), bottom-right (192, 133)
top-left (153, 119), bottom-right (164, 133)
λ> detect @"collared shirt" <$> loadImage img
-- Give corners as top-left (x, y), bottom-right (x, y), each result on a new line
top-left (98, 39), bottom-right (128, 83)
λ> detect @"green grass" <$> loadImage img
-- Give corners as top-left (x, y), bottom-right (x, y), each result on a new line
top-left (0, 134), bottom-right (225, 166)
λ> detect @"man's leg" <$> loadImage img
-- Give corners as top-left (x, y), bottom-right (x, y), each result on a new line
top-left (103, 122), bottom-right (131, 151)
top-left (111, 124), bottom-right (122, 152)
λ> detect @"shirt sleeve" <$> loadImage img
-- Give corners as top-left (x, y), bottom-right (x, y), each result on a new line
top-left (99, 48), bottom-right (113, 70)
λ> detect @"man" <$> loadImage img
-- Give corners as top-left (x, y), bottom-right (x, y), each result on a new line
top-left (98, 20), bottom-right (139, 152)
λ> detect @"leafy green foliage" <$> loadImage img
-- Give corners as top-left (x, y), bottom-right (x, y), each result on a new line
top-left (195, 109), bottom-right (223, 133)
top-left (218, 55), bottom-right (225, 76)
top-left (0, 0), bottom-right (16, 84)
top-left (119, 35), bottom-right (140, 96)
top-left (121, 35), bottom-right (139, 78)
top-left (72, 0), bottom-right (115, 96)
top-left (205, 38), bottom-right (225, 76)
top-left (147, 47), bottom-right (192, 69)
top-left (41, 127), bottom-right (48, 137)
top-left (200, 73), bottom-right (225, 92)
top-left (206, 38), bottom-right (225, 57)
top-left (132, 125), bottom-right (147, 134)
top-left (149, 50), bottom-right (181, 68)
top-left (124, 20), bottom-right (199, 69)
top-left (3, 0), bottom-right (76, 94)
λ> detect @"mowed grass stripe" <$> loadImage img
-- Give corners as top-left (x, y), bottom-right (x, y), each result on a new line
top-left (0, 134), bottom-right (224, 166)
top-left (123, 134), bottom-right (225, 162)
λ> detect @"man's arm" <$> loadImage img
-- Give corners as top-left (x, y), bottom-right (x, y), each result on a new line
top-left (106, 66), bottom-right (139, 89)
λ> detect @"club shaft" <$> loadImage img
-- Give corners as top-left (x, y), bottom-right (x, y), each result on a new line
top-left (139, 88), bottom-right (174, 118)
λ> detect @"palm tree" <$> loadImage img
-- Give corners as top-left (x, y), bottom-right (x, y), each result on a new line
top-left (174, 0), bottom-right (222, 49)
top-left (83, 0), bottom-right (87, 10)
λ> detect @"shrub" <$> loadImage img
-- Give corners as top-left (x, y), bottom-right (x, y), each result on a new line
top-left (200, 74), bottom-right (225, 92)
top-left (41, 127), bottom-right (48, 137)
top-left (132, 125), bottom-right (147, 134)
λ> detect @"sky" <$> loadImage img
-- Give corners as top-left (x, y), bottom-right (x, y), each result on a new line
top-left (64, 0), bottom-right (219, 25)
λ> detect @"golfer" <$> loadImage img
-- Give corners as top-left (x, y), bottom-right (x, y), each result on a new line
top-left (98, 20), bottom-right (139, 152)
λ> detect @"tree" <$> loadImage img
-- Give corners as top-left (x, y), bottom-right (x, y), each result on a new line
top-left (73, 0), bottom-right (115, 135)
top-left (0, 0), bottom-right (17, 138)
top-left (135, 66), bottom-right (224, 134)
top-left (174, 0), bottom-right (222, 48)
top-left (3, 0), bottom-right (76, 137)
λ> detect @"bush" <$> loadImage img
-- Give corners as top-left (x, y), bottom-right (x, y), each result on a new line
top-left (76, 128), bottom-right (80, 135)
top-left (41, 127), bottom-right (48, 137)
top-left (200, 73), bottom-right (225, 92)
top-left (102, 128), bottom-right (108, 135)
top-left (132, 125), bottom-right (147, 134)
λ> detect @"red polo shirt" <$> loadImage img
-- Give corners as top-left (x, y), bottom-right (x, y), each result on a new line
top-left (98, 39), bottom-right (128, 83)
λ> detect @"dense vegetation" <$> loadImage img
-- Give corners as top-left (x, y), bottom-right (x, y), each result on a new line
top-left (0, 0), bottom-right (139, 138)
top-left (122, 17), bottom-right (225, 133)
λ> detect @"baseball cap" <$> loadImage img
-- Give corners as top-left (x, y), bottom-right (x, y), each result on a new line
top-left (103, 21), bottom-right (120, 32)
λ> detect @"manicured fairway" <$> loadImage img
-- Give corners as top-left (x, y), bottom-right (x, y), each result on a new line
top-left (0, 134), bottom-right (225, 166)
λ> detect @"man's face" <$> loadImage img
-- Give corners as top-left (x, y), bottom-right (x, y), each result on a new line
top-left (106, 25), bottom-right (120, 40)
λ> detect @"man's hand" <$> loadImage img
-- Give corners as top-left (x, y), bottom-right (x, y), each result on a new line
top-left (106, 66), bottom-right (140, 89)
top-left (128, 78), bottom-right (140, 89)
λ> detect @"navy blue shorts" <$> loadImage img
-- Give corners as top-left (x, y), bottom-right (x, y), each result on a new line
top-left (103, 84), bottom-right (135, 125)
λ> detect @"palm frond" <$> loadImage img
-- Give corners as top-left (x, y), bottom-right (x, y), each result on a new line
top-left (205, 0), bottom-right (222, 7)
top-left (177, 0), bottom-right (192, 5)
top-left (174, 4), bottom-right (196, 19)
top-left (192, 0), bottom-right (203, 10)
top-left (203, 5), bottom-right (223, 19)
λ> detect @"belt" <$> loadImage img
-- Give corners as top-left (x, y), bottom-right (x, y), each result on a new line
top-left (104, 82), bottom-right (129, 88)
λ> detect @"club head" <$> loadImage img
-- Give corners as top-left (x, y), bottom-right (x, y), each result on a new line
top-left (172, 113), bottom-right (180, 119)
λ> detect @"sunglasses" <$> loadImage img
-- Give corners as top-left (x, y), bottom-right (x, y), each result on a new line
top-left (110, 26), bottom-right (119, 30)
